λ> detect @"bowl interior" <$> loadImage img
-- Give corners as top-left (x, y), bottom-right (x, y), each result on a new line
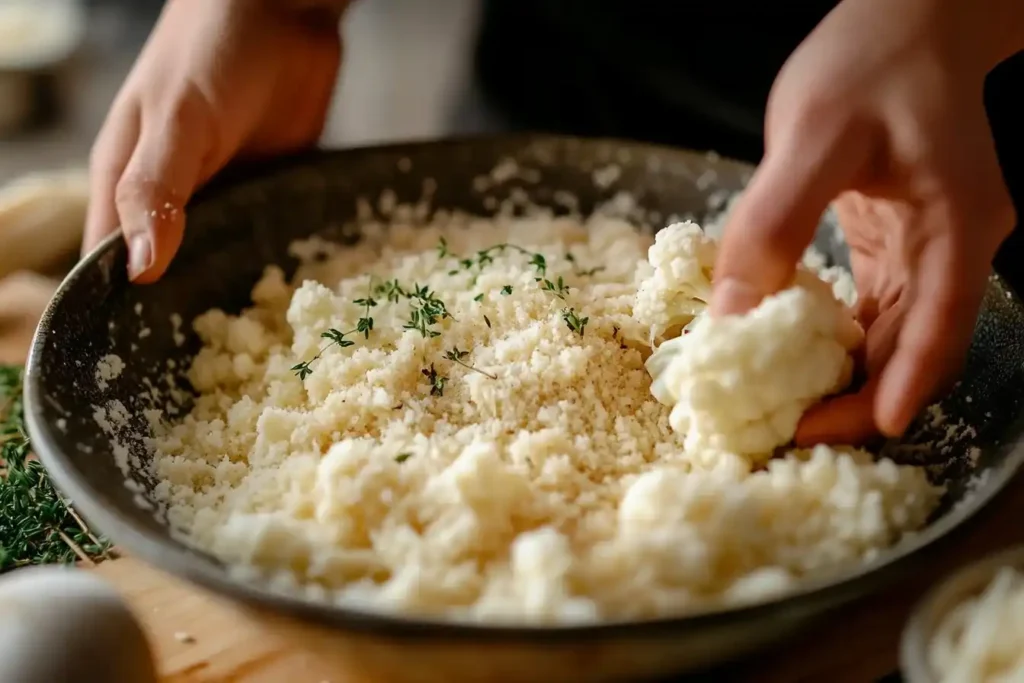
top-left (25, 134), bottom-right (1024, 633)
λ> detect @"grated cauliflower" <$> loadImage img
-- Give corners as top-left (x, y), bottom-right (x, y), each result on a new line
top-left (141, 211), bottom-right (940, 624)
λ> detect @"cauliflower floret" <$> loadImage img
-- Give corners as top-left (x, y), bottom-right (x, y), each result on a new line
top-left (646, 272), bottom-right (863, 462)
top-left (633, 221), bottom-right (717, 345)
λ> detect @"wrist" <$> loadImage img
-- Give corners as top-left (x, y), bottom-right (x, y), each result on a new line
top-left (929, 0), bottom-right (1024, 73)
top-left (255, 0), bottom-right (352, 24)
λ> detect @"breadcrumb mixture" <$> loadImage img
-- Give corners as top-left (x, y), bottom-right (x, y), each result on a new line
top-left (147, 215), bottom-right (941, 623)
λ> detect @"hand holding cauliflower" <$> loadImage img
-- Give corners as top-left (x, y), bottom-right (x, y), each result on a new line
top-left (636, 222), bottom-right (864, 462)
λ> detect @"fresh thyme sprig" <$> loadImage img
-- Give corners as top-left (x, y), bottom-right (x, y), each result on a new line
top-left (562, 308), bottom-right (589, 336)
top-left (374, 278), bottom-right (406, 303)
top-left (403, 284), bottom-right (451, 338)
top-left (539, 276), bottom-right (570, 300)
top-left (565, 252), bottom-right (605, 277)
top-left (0, 366), bottom-right (114, 571)
top-left (436, 237), bottom-right (451, 259)
top-left (438, 240), bottom-right (548, 278)
top-left (421, 364), bottom-right (448, 396)
top-left (292, 277), bottom-right (378, 379)
top-left (292, 329), bottom-right (352, 380)
top-left (444, 347), bottom-right (497, 379)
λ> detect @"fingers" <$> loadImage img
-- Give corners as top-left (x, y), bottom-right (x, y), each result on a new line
top-left (115, 100), bottom-right (208, 284)
top-left (84, 102), bottom-right (140, 257)
top-left (796, 379), bottom-right (881, 447)
top-left (795, 303), bottom-right (902, 445)
top-left (711, 122), bottom-right (876, 316)
top-left (875, 227), bottom-right (988, 437)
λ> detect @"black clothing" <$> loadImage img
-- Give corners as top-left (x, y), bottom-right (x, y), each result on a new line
top-left (474, 1), bottom-right (1024, 292)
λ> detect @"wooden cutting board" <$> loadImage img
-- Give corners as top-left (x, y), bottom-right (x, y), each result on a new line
top-left (82, 475), bottom-right (1024, 683)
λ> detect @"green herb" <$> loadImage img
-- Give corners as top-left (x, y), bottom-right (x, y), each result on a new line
top-left (374, 278), bottom-right (406, 304)
top-left (395, 452), bottom-right (413, 464)
top-left (473, 293), bottom-right (484, 302)
top-left (500, 285), bottom-right (513, 296)
top-left (484, 315), bottom-right (492, 329)
top-left (293, 277), bottom-right (378, 379)
top-left (292, 328), bottom-right (354, 380)
top-left (444, 347), bottom-right (497, 380)
top-left (443, 242), bottom-right (549, 278)
top-left (352, 287), bottom-right (378, 340)
top-left (0, 366), bottom-right (113, 571)
top-left (561, 308), bottom-right (589, 336)
top-left (436, 237), bottom-right (451, 259)
top-left (565, 252), bottom-right (605, 278)
top-left (528, 253), bottom-right (547, 276)
top-left (539, 276), bottom-right (570, 300)
top-left (403, 284), bottom-right (451, 338)
top-left (421, 364), bottom-right (449, 396)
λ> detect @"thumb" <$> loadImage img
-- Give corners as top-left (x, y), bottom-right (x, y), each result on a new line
top-left (710, 122), bottom-right (875, 316)
top-left (115, 105), bottom-right (207, 284)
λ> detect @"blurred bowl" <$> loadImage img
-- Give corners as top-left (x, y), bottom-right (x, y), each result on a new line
top-left (901, 545), bottom-right (1024, 683)
top-left (0, 0), bottom-right (86, 136)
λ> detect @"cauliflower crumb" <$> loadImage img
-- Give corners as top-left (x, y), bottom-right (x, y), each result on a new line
top-left (144, 213), bottom-right (939, 624)
top-left (94, 354), bottom-right (125, 391)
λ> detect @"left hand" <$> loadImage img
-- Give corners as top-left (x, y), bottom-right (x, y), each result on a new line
top-left (710, 0), bottom-right (1018, 444)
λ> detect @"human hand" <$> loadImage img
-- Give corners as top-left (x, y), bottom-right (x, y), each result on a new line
top-left (709, 0), bottom-right (1020, 444)
top-left (83, 0), bottom-right (345, 283)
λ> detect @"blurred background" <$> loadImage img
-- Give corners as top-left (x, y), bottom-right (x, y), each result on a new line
top-left (0, 0), bottom-right (496, 362)
top-left (0, 0), bottom-right (497, 180)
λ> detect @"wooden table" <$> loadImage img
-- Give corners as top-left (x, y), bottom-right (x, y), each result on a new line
top-left (5, 277), bottom-right (1022, 683)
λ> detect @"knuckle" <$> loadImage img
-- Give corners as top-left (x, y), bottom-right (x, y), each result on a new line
top-left (114, 173), bottom-right (157, 208)
top-left (147, 86), bottom-right (211, 134)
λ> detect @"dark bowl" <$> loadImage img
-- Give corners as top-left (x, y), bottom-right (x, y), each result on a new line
top-left (24, 135), bottom-right (1024, 682)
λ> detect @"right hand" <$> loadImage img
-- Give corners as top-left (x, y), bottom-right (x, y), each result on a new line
top-left (84, 0), bottom-right (345, 283)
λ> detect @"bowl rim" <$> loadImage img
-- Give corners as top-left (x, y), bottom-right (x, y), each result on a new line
top-left (900, 545), bottom-right (1024, 683)
top-left (24, 133), bottom-right (1024, 639)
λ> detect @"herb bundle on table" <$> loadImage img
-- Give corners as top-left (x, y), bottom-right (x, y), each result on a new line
top-left (0, 365), bottom-right (113, 571)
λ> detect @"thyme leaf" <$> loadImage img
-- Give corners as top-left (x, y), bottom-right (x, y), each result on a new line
top-left (561, 308), bottom-right (589, 336)
top-left (421, 364), bottom-right (449, 396)
top-left (444, 347), bottom-right (497, 380)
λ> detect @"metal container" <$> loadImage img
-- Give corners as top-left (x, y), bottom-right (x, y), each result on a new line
top-left (24, 135), bottom-right (1024, 682)
top-left (902, 546), bottom-right (1024, 683)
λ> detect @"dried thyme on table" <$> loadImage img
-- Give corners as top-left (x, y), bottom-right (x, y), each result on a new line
top-left (0, 366), bottom-right (114, 571)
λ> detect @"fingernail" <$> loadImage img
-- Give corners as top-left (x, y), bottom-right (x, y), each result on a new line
top-left (711, 278), bottom-right (764, 317)
top-left (127, 233), bottom-right (153, 281)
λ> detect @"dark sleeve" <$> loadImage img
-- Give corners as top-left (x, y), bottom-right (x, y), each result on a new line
top-left (472, 0), bottom-right (834, 163)
top-left (987, 51), bottom-right (1024, 293)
